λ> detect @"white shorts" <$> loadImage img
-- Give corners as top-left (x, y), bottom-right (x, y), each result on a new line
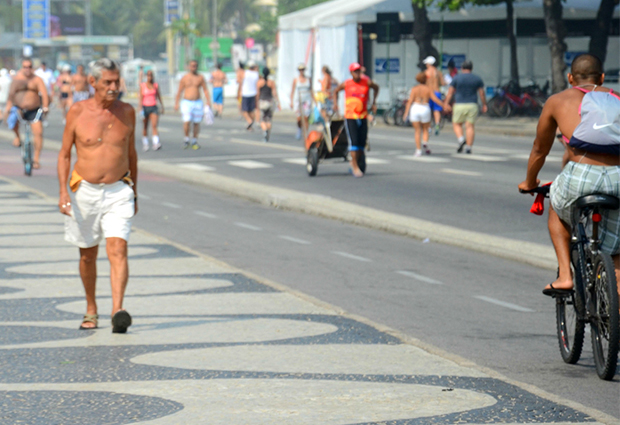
top-left (181, 99), bottom-right (204, 123)
top-left (65, 180), bottom-right (135, 248)
top-left (409, 103), bottom-right (431, 123)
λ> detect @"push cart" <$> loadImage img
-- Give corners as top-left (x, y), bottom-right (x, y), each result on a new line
top-left (304, 119), bottom-right (366, 177)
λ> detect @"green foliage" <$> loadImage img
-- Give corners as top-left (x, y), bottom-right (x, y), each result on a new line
top-left (412, 0), bottom-right (504, 11)
top-left (0, 3), bottom-right (22, 32)
top-left (277, 0), bottom-right (331, 15)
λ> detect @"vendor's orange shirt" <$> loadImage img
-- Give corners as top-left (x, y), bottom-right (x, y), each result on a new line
top-left (344, 77), bottom-right (370, 119)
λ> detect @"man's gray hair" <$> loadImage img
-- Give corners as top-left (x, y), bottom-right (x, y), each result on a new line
top-left (89, 58), bottom-right (121, 80)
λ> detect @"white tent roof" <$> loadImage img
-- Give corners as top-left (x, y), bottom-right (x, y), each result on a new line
top-left (429, 0), bottom-right (618, 22)
top-left (279, 0), bottom-right (414, 31)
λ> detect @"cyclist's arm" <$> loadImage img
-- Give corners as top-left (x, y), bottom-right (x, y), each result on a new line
top-left (520, 97), bottom-right (558, 191)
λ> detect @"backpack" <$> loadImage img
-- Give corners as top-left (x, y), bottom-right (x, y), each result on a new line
top-left (568, 88), bottom-right (620, 156)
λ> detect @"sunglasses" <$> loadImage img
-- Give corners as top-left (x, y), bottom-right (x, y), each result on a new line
top-left (23, 65), bottom-right (33, 69)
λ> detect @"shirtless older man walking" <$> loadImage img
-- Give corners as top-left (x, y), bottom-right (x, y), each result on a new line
top-left (3, 58), bottom-right (49, 168)
top-left (175, 60), bottom-right (212, 149)
top-left (423, 56), bottom-right (445, 135)
top-left (58, 58), bottom-right (138, 333)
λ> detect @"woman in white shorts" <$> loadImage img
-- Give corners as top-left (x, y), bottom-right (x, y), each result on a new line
top-left (403, 72), bottom-right (448, 157)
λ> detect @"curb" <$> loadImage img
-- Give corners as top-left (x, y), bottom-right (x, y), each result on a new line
top-left (139, 159), bottom-right (557, 271)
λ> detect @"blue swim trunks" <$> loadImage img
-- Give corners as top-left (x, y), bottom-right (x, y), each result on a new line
top-left (429, 91), bottom-right (443, 112)
top-left (7, 106), bottom-right (18, 130)
top-left (213, 87), bottom-right (224, 105)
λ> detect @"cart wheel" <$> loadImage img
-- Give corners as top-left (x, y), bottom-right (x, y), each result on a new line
top-left (357, 151), bottom-right (366, 174)
top-left (307, 147), bottom-right (319, 176)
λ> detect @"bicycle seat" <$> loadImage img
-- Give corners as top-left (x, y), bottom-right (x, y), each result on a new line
top-left (575, 194), bottom-right (620, 210)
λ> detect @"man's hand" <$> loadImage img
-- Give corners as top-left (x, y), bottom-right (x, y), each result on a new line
top-left (371, 104), bottom-right (377, 115)
top-left (518, 179), bottom-right (541, 195)
top-left (481, 104), bottom-right (488, 114)
top-left (58, 194), bottom-right (72, 216)
top-left (174, 103), bottom-right (179, 112)
top-left (444, 104), bottom-right (452, 113)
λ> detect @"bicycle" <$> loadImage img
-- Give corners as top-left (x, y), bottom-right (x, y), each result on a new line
top-left (522, 185), bottom-right (619, 380)
top-left (17, 108), bottom-right (43, 176)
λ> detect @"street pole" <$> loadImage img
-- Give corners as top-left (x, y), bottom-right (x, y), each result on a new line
top-left (85, 0), bottom-right (91, 35)
top-left (212, 0), bottom-right (218, 69)
top-left (386, 21), bottom-right (390, 91)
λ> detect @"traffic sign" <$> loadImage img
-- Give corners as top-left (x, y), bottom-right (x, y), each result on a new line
top-left (23, 0), bottom-right (50, 39)
top-left (374, 58), bottom-right (400, 74)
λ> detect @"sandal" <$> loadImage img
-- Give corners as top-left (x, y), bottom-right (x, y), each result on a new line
top-left (79, 314), bottom-right (99, 330)
top-left (542, 283), bottom-right (573, 297)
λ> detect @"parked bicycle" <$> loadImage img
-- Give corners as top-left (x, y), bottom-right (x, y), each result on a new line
top-left (522, 185), bottom-right (619, 380)
top-left (488, 80), bottom-right (547, 118)
top-left (17, 108), bottom-right (43, 176)
top-left (382, 89), bottom-right (409, 127)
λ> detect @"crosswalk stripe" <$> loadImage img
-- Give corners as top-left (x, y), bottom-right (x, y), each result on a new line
top-left (179, 163), bottom-right (216, 172)
top-left (397, 155), bottom-right (450, 163)
top-left (228, 160), bottom-right (273, 169)
top-left (441, 168), bottom-right (482, 177)
top-left (452, 154), bottom-right (507, 162)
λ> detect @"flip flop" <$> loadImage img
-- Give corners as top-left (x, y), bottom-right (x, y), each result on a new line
top-left (111, 310), bottom-right (132, 334)
top-left (542, 283), bottom-right (573, 297)
top-left (79, 314), bottom-right (98, 330)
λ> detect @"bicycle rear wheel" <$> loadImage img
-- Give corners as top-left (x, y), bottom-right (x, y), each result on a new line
top-left (556, 261), bottom-right (585, 363)
top-left (590, 252), bottom-right (619, 380)
top-left (382, 107), bottom-right (396, 126)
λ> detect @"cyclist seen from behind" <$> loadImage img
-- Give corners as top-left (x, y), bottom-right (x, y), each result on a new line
top-left (3, 58), bottom-right (49, 169)
top-left (333, 62), bottom-right (379, 178)
top-left (518, 54), bottom-right (620, 297)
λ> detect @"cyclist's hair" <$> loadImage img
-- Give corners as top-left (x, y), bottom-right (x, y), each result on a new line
top-left (416, 72), bottom-right (427, 84)
top-left (570, 53), bottom-right (603, 82)
top-left (90, 58), bottom-right (121, 81)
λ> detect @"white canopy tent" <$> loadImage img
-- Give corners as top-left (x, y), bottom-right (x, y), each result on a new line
top-left (277, 0), bottom-right (412, 110)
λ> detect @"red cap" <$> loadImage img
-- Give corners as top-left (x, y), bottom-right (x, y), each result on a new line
top-left (349, 63), bottom-right (362, 72)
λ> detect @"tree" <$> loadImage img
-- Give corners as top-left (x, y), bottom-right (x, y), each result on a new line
top-left (412, 0), bottom-right (519, 82)
top-left (589, 0), bottom-right (619, 65)
top-left (170, 18), bottom-right (200, 62)
top-left (542, 0), bottom-right (567, 93)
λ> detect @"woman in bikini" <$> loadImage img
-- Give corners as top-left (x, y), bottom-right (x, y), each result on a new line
top-left (403, 72), bottom-right (449, 157)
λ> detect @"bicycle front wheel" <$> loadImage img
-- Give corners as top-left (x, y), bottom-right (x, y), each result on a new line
top-left (21, 137), bottom-right (33, 176)
top-left (590, 252), bottom-right (619, 381)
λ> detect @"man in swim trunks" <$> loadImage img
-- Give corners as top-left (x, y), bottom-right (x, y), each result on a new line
top-left (210, 63), bottom-right (227, 118)
top-left (71, 64), bottom-right (90, 103)
top-left (518, 54), bottom-right (620, 296)
top-left (3, 58), bottom-right (49, 168)
top-left (58, 65), bottom-right (73, 123)
top-left (174, 60), bottom-right (212, 149)
top-left (57, 58), bottom-right (137, 333)
top-left (423, 56), bottom-right (445, 135)
top-left (333, 62), bottom-right (379, 178)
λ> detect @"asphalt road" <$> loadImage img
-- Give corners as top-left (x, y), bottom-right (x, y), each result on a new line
top-left (1, 106), bottom-right (617, 419)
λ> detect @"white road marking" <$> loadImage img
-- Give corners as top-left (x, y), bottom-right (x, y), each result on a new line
top-left (365, 158), bottom-right (390, 165)
top-left (453, 154), bottom-right (507, 162)
top-left (229, 138), bottom-right (304, 152)
top-left (510, 154), bottom-right (562, 162)
top-left (138, 193), bottom-right (151, 200)
top-left (283, 158), bottom-right (308, 165)
top-left (156, 127), bottom-right (171, 132)
top-left (440, 168), bottom-right (482, 177)
top-left (179, 163), bottom-right (216, 172)
top-left (228, 160), bottom-right (273, 169)
top-left (278, 235), bottom-right (311, 245)
top-left (398, 155), bottom-right (450, 163)
top-left (234, 222), bottom-right (262, 231)
top-left (396, 270), bottom-right (443, 285)
top-left (169, 153), bottom-right (296, 163)
top-left (162, 202), bottom-right (182, 209)
top-left (194, 211), bottom-right (218, 219)
top-left (473, 296), bottom-right (534, 312)
top-left (332, 251), bottom-right (372, 262)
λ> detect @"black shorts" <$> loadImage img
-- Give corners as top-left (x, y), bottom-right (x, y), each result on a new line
top-left (242, 96), bottom-right (256, 112)
top-left (143, 106), bottom-right (159, 118)
top-left (61, 92), bottom-right (69, 99)
top-left (344, 119), bottom-right (368, 152)
top-left (21, 108), bottom-right (41, 122)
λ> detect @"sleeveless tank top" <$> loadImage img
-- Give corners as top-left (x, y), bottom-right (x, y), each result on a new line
top-left (296, 78), bottom-right (312, 103)
top-left (141, 82), bottom-right (158, 107)
top-left (344, 77), bottom-right (370, 119)
top-left (242, 70), bottom-right (259, 97)
top-left (259, 81), bottom-right (273, 101)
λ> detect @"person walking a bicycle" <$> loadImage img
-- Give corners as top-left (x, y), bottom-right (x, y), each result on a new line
top-left (518, 54), bottom-right (620, 297)
top-left (3, 58), bottom-right (49, 169)
top-left (58, 58), bottom-right (138, 333)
